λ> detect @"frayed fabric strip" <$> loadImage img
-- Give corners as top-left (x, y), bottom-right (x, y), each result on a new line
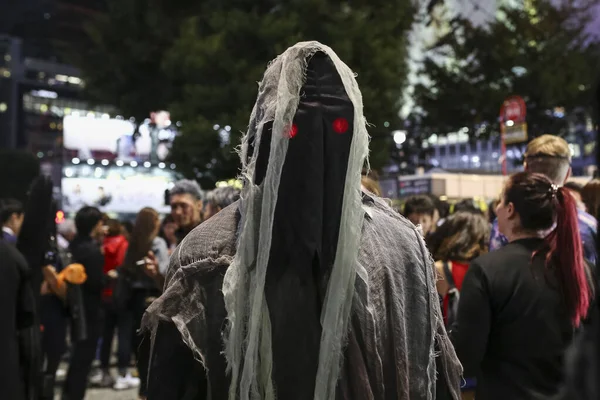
top-left (222, 41), bottom-right (369, 400)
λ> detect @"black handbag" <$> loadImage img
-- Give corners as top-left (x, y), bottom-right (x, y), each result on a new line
top-left (442, 261), bottom-right (460, 331)
top-left (66, 283), bottom-right (87, 342)
top-left (113, 270), bottom-right (133, 311)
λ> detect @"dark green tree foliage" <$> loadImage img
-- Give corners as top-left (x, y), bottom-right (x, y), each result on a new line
top-left (74, 0), bottom-right (415, 187)
top-left (0, 150), bottom-right (40, 202)
top-left (412, 0), bottom-right (600, 141)
top-left (68, 0), bottom-right (180, 120)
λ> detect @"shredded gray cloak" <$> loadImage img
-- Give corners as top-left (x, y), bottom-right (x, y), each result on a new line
top-left (143, 195), bottom-right (462, 399)
top-left (142, 41), bottom-right (462, 400)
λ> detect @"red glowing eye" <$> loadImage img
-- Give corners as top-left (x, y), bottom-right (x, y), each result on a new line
top-left (333, 118), bottom-right (349, 134)
top-left (288, 124), bottom-right (298, 138)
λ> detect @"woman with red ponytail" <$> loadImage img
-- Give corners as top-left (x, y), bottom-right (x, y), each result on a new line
top-left (450, 171), bottom-right (594, 400)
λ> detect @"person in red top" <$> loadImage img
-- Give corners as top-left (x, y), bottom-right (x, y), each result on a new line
top-left (429, 211), bottom-right (489, 323)
top-left (428, 210), bottom-right (490, 399)
top-left (90, 219), bottom-right (129, 388)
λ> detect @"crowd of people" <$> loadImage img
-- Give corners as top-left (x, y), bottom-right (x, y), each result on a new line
top-left (1, 42), bottom-right (600, 400)
top-left (399, 134), bottom-right (600, 399)
top-left (0, 180), bottom-right (240, 400)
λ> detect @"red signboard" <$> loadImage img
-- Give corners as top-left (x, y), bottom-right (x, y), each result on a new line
top-left (499, 96), bottom-right (527, 176)
top-left (499, 96), bottom-right (526, 123)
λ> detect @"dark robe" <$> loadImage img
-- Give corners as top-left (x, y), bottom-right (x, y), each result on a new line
top-left (144, 42), bottom-right (462, 400)
top-left (144, 196), bottom-right (462, 399)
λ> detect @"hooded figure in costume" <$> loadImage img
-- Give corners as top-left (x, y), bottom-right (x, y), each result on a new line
top-left (142, 42), bottom-right (462, 399)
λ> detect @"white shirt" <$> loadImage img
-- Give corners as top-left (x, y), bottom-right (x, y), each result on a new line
top-left (2, 226), bottom-right (15, 237)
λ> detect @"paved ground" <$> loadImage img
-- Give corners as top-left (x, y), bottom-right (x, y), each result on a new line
top-left (85, 387), bottom-right (139, 400)
top-left (54, 364), bottom-right (139, 400)
top-left (84, 386), bottom-right (139, 400)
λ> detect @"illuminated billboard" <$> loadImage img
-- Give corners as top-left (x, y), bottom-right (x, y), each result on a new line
top-left (63, 114), bottom-right (177, 163)
top-left (62, 164), bottom-right (175, 214)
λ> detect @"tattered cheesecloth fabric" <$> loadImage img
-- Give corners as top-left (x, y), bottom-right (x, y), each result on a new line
top-left (142, 41), bottom-right (462, 400)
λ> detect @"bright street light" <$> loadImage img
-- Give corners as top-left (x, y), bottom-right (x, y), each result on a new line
top-left (393, 130), bottom-right (407, 145)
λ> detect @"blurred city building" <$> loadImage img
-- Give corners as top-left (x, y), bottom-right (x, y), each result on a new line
top-left (1, 1), bottom-right (180, 218)
top-left (0, 0), bottom-right (108, 151)
top-left (0, 35), bottom-right (112, 204)
top-left (378, 0), bottom-right (599, 196)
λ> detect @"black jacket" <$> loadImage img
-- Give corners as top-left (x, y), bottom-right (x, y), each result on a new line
top-left (70, 236), bottom-right (104, 328)
top-left (0, 241), bottom-right (34, 400)
top-left (451, 238), bottom-right (575, 400)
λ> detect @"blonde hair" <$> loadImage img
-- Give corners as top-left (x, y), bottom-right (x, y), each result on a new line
top-left (361, 176), bottom-right (382, 196)
top-left (524, 135), bottom-right (571, 184)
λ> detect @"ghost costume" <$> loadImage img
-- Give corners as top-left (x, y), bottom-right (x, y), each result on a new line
top-left (142, 42), bottom-right (462, 400)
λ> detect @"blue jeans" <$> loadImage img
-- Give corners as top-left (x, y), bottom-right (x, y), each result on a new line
top-left (99, 299), bottom-right (133, 374)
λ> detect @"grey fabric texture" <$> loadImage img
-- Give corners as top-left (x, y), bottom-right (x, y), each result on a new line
top-left (142, 196), bottom-right (463, 399)
top-left (142, 41), bottom-right (462, 399)
top-left (223, 41), bottom-right (370, 400)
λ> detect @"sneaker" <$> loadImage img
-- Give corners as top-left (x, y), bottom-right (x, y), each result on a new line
top-left (88, 370), bottom-right (103, 386)
top-left (113, 373), bottom-right (141, 390)
top-left (99, 373), bottom-right (115, 388)
top-left (55, 368), bottom-right (66, 379)
top-left (89, 370), bottom-right (114, 388)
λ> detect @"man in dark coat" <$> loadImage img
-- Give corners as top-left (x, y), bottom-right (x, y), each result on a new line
top-left (1, 198), bottom-right (25, 245)
top-left (0, 241), bottom-right (34, 400)
top-left (143, 42), bottom-right (462, 400)
top-left (63, 206), bottom-right (105, 400)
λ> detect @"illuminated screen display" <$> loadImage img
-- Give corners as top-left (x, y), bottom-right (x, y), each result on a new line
top-left (63, 115), bottom-right (176, 163)
top-left (62, 164), bottom-right (175, 214)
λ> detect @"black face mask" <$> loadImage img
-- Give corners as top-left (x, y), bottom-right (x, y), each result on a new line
top-left (249, 51), bottom-right (355, 398)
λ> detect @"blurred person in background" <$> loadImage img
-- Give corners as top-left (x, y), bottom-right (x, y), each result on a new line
top-left (159, 214), bottom-right (178, 255)
top-left (489, 135), bottom-right (597, 264)
top-left (361, 175), bottom-right (382, 196)
top-left (122, 220), bottom-right (134, 241)
top-left (102, 219), bottom-right (128, 279)
top-left (426, 194), bottom-right (441, 232)
top-left (63, 206), bottom-right (105, 400)
top-left (169, 179), bottom-right (203, 243)
top-left (433, 196), bottom-right (451, 229)
top-left (582, 179), bottom-right (600, 220)
top-left (453, 199), bottom-right (484, 215)
top-left (550, 69), bottom-right (600, 400)
top-left (1, 198), bottom-right (25, 244)
top-left (89, 219), bottom-right (129, 387)
top-left (429, 211), bottom-right (490, 399)
top-left (0, 240), bottom-right (33, 400)
top-left (564, 181), bottom-right (586, 211)
top-left (39, 214), bottom-right (70, 400)
top-left (403, 194), bottom-right (436, 236)
top-left (451, 172), bottom-right (594, 399)
top-left (204, 186), bottom-right (241, 220)
top-left (487, 199), bottom-right (499, 225)
top-left (430, 212), bottom-right (490, 324)
top-left (14, 176), bottom-right (55, 400)
top-left (57, 219), bottom-right (76, 265)
top-left (116, 207), bottom-right (169, 395)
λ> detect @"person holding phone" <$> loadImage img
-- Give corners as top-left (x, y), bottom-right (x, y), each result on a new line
top-left (116, 208), bottom-right (168, 396)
